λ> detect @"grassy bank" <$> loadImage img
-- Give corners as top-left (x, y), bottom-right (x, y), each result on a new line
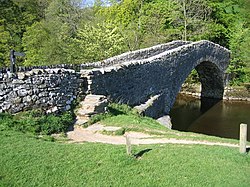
top-left (1, 130), bottom-right (250, 187)
top-left (1, 105), bottom-right (250, 186)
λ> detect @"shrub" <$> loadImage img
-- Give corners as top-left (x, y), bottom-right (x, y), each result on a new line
top-left (0, 110), bottom-right (74, 135)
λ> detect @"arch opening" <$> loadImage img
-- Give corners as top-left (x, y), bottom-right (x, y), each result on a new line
top-left (169, 60), bottom-right (225, 131)
top-left (195, 61), bottom-right (224, 99)
top-left (168, 60), bottom-right (225, 115)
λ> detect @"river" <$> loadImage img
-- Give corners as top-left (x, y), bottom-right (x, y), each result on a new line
top-left (170, 94), bottom-right (250, 141)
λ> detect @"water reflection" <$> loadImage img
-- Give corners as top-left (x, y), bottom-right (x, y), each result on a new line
top-left (170, 94), bottom-right (250, 141)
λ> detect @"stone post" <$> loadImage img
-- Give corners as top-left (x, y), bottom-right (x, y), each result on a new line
top-left (239, 123), bottom-right (247, 154)
top-left (125, 135), bottom-right (132, 155)
top-left (10, 49), bottom-right (16, 73)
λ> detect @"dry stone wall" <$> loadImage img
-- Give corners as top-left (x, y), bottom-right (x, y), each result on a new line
top-left (0, 68), bottom-right (86, 113)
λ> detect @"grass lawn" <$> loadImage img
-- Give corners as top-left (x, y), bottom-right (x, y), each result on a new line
top-left (100, 113), bottom-right (246, 145)
top-left (1, 130), bottom-right (250, 187)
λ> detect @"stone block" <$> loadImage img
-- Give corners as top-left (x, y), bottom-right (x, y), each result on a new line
top-left (23, 95), bottom-right (32, 103)
top-left (13, 97), bottom-right (22, 104)
top-left (157, 115), bottom-right (172, 129)
top-left (38, 92), bottom-right (48, 97)
top-left (31, 69), bottom-right (43, 75)
top-left (38, 84), bottom-right (47, 89)
top-left (18, 89), bottom-right (28, 97)
top-left (77, 95), bottom-right (108, 116)
top-left (65, 105), bottom-right (71, 111)
top-left (12, 79), bottom-right (25, 84)
top-left (0, 83), bottom-right (7, 90)
top-left (31, 95), bottom-right (39, 101)
top-left (0, 90), bottom-right (7, 96)
top-left (17, 72), bottom-right (26, 80)
top-left (2, 103), bottom-right (11, 110)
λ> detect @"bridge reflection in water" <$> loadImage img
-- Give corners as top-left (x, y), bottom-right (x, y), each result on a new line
top-left (170, 94), bottom-right (250, 141)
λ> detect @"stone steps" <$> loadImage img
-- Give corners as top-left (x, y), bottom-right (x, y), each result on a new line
top-left (75, 116), bottom-right (90, 125)
top-left (74, 94), bottom-right (108, 125)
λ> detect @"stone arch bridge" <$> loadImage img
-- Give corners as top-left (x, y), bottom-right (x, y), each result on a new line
top-left (81, 40), bottom-right (230, 118)
top-left (0, 40), bottom-right (230, 118)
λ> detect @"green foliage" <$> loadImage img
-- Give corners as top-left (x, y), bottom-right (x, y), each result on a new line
top-left (185, 69), bottom-right (199, 84)
top-left (114, 127), bottom-right (126, 135)
top-left (99, 0), bottom-right (182, 49)
top-left (0, 0), bottom-right (51, 67)
top-left (174, 0), bottom-right (213, 41)
top-left (229, 25), bottom-right (250, 85)
top-left (22, 21), bottom-right (49, 66)
top-left (22, 0), bottom-right (82, 66)
top-left (0, 110), bottom-right (74, 135)
top-left (72, 23), bottom-right (126, 63)
top-left (102, 114), bottom-right (168, 133)
top-left (1, 0), bottom-right (249, 84)
top-left (87, 113), bottom-right (112, 126)
top-left (107, 103), bottom-right (139, 116)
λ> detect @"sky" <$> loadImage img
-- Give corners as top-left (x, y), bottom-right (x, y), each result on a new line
top-left (82, 0), bottom-right (95, 6)
top-left (82, 0), bottom-right (113, 7)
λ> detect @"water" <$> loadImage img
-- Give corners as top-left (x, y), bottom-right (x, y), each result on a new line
top-left (170, 94), bottom-right (250, 141)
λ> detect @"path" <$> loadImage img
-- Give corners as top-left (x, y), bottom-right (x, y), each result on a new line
top-left (66, 124), bottom-right (239, 148)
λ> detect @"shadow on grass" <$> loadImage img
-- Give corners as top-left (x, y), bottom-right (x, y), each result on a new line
top-left (107, 107), bottom-right (125, 116)
top-left (246, 147), bottom-right (250, 153)
top-left (134, 149), bottom-right (152, 159)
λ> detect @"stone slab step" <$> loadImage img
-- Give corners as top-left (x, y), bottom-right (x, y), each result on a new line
top-left (75, 116), bottom-right (89, 125)
top-left (75, 94), bottom-right (108, 124)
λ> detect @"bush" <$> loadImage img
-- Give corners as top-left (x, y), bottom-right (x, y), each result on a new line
top-left (0, 110), bottom-right (74, 135)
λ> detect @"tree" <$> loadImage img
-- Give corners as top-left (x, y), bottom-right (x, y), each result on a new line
top-left (99, 0), bottom-right (181, 50)
top-left (22, 21), bottom-right (49, 66)
top-left (71, 23), bottom-right (126, 63)
top-left (208, 0), bottom-right (250, 84)
top-left (99, 0), bottom-right (144, 50)
top-left (139, 0), bottom-right (181, 47)
top-left (174, 0), bottom-right (212, 41)
top-left (0, 0), bottom-right (51, 67)
top-left (22, 0), bottom-right (83, 66)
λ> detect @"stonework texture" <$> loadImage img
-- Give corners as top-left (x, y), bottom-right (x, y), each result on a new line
top-left (81, 40), bottom-right (230, 118)
top-left (0, 68), bottom-right (86, 113)
top-left (0, 40), bottom-right (230, 118)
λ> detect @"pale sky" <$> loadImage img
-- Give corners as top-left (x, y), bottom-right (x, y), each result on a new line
top-left (83, 0), bottom-right (94, 6)
top-left (82, 0), bottom-right (112, 6)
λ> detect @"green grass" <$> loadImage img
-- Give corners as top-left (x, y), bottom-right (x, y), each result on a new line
top-left (102, 114), bottom-right (167, 132)
top-left (101, 114), bottom-right (250, 145)
top-left (89, 103), bottom-right (249, 145)
top-left (1, 104), bottom-right (250, 186)
top-left (89, 103), bottom-right (169, 132)
top-left (0, 130), bottom-right (250, 187)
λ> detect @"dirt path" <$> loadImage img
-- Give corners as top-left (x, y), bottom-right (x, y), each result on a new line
top-left (66, 124), bottom-right (239, 148)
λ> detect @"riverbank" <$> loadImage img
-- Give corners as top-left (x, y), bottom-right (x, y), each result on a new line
top-left (181, 83), bottom-right (250, 102)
